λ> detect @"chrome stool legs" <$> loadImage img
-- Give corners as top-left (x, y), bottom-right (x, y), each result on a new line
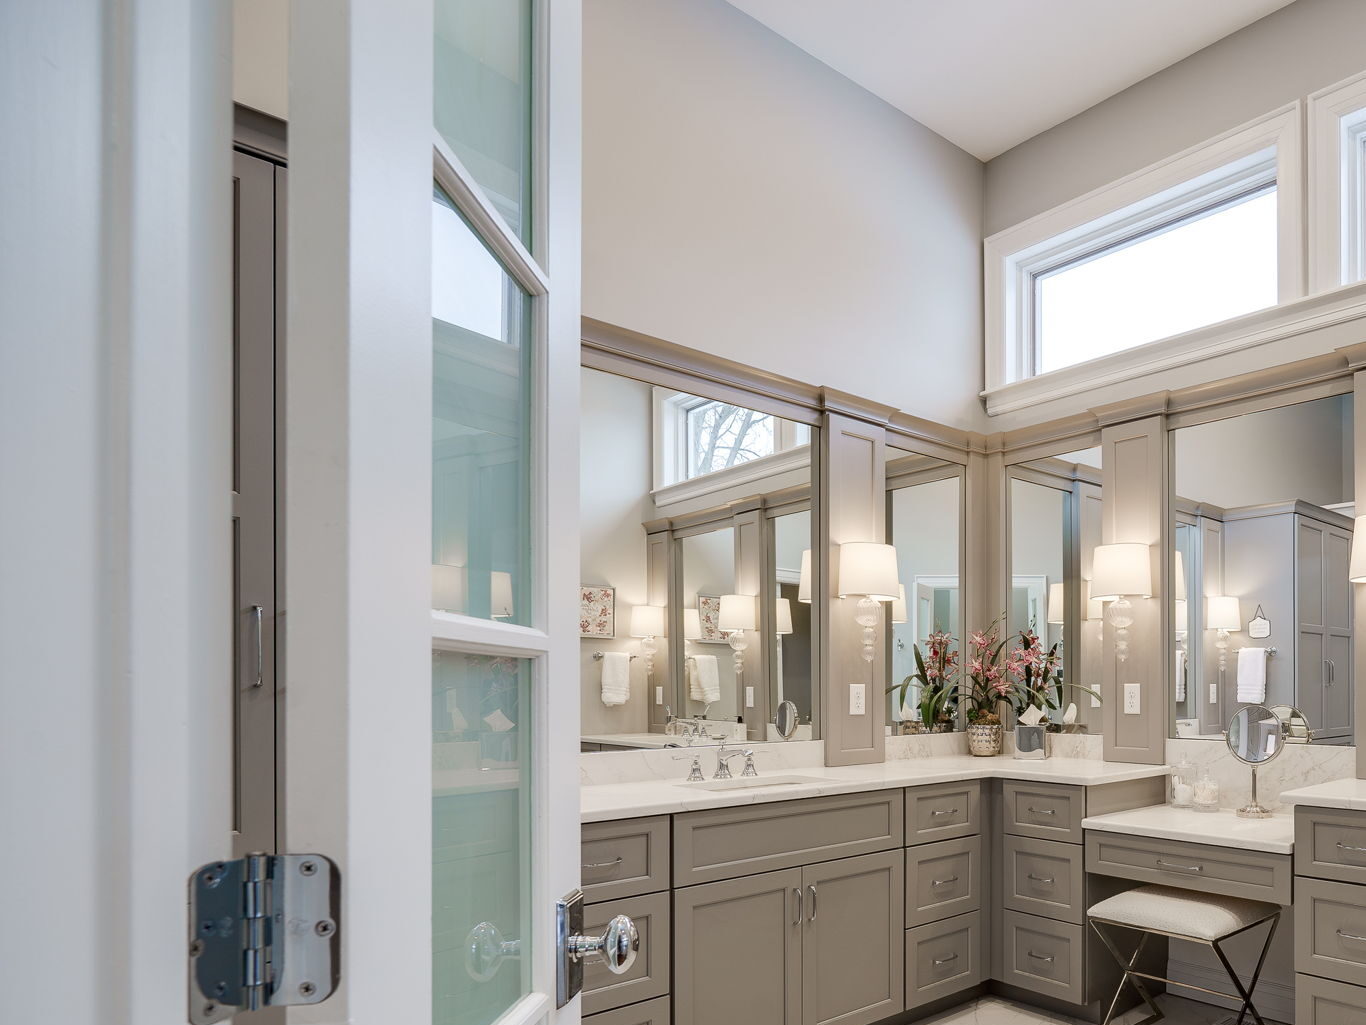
top-left (1089, 911), bottom-right (1279, 1025)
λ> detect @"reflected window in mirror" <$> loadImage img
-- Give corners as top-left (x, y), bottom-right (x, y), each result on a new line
top-left (884, 448), bottom-right (964, 733)
top-left (1171, 394), bottom-right (1354, 743)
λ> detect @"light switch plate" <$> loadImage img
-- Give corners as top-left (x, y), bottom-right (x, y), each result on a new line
top-left (849, 684), bottom-right (866, 715)
top-left (745, 686), bottom-right (754, 708)
top-left (655, 686), bottom-right (663, 705)
top-left (1209, 683), bottom-right (1218, 704)
top-left (1123, 683), bottom-right (1141, 715)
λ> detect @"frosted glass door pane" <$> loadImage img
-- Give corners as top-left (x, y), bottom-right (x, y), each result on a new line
top-left (435, 0), bottom-right (533, 245)
top-left (433, 651), bottom-right (532, 1025)
top-left (431, 186), bottom-right (532, 626)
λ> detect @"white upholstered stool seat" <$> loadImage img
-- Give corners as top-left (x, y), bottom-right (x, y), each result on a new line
top-left (1087, 884), bottom-right (1278, 942)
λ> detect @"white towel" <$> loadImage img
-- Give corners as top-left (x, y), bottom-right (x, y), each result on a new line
top-left (1174, 649), bottom-right (1187, 702)
top-left (689, 655), bottom-right (721, 704)
top-left (600, 651), bottom-right (630, 706)
top-left (1237, 647), bottom-right (1267, 704)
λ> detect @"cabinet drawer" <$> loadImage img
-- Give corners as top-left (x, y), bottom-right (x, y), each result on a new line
top-left (586, 996), bottom-right (672, 1025)
top-left (1084, 831), bottom-right (1291, 904)
top-left (583, 891), bottom-right (671, 1015)
top-left (1002, 834), bottom-right (1085, 925)
top-left (905, 835), bottom-right (981, 928)
top-left (582, 816), bottom-right (671, 901)
top-left (1296, 877), bottom-right (1366, 989)
top-left (905, 912), bottom-right (982, 1009)
top-left (1297, 807), bottom-right (1366, 885)
top-left (1003, 781), bottom-right (1084, 843)
top-left (1296, 973), bottom-right (1366, 1025)
top-left (674, 790), bottom-right (902, 886)
top-left (905, 780), bottom-right (980, 844)
top-left (1000, 910), bottom-right (1085, 1005)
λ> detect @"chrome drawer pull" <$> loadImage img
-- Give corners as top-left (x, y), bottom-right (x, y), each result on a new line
top-left (1338, 929), bottom-right (1366, 943)
top-left (1337, 841), bottom-right (1366, 856)
top-left (1026, 874), bottom-right (1055, 885)
top-left (931, 875), bottom-right (959, 887)
top-left (582, 857), bottom-right (623, 870)
top-left (1156, 859), bottom-right (1203, 873)
top-left (932, 953), bottom-right (959, 966)
top-left (808, 884), bottom-right (817, 922)
top-left (793, 887), bottom-right (803, 926)
top-left (930, 808), bottom-right (959, 817)
top-left (1027, 807), bottom-right (1056, 816)
top-left (1027, 951), bottom-right (1055, 964)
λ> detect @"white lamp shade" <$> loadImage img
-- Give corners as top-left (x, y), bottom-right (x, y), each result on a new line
top-left (1174, 598), bottom-right (1188, 627)
top-left (490, 570), bottom-right (514, 618)
top-left (1173, 550), bottom-right (1188, 602)
top-left (629, 604), bottom-right (665, 638)
top-left (719, 593), bottom-right (757, 632)
top-left (1046, 582), bottom-right (1065, 625)
top-left (1089, 543), bottom-right (1152, 600)
top-left (1084, 580), bottom-right (1104, 621)
top-left (431, 563), bottom-right (465, 611)
top-left (797, 550), bottom-right (812, 604)
top-left (837, 541), bottom-right (900, 601)
top-left (891, 584), bottom-right (908, 625)
top-left (775, 598), bottom-right (794, 635)
top-left (1206, 595), bottom-right (1241, 632)
top-left (683, 608), bottom-right (702, 640)
top-left (1351, 516), bottom-right (1366, 582)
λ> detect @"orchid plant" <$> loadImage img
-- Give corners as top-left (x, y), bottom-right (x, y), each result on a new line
top-left (886, 629), bottom-right (959, 728)
top-left (961, 618), bottom-right (1015, 725)
top-left (1007, 628), bottom-right (1101, 723)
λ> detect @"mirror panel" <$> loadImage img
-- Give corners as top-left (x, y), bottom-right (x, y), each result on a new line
top-left (578, 365), bottom-right (818, 750)
top-left (885, 448), bottom-right (964, 732)
top-left (1170, 394), bottom-right (1353, 743)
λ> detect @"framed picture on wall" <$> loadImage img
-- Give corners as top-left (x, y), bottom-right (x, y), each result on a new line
top-left (697, 594), bottom-right (726, 643)
top-left (579, 585), bottom-right (615, 638)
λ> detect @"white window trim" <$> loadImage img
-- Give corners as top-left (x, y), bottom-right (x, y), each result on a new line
top-left (653, 444), bottom-right (812, 509)
top-left (984, 104), bottom-right (1304, 413)
top-left (1309, 69), bottom-right (1366, 292)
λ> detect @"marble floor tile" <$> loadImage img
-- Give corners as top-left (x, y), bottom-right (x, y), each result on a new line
top-left (914, 994), bottom-right (1288, 1024)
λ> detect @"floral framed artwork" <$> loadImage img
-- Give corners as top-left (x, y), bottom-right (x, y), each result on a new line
top-left (697, 594), bottom-right (726, 642)
top-left (579, 585), bottom-right (615, 638)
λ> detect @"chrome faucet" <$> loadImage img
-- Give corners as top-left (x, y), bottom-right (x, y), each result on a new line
top-left (672, 752), bottom-right (704, 782)
top-left (712, 743), bottom-right (758, 779)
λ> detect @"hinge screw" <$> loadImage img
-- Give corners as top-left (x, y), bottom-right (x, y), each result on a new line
top-left (314, 919), bottom-right (336, 937)
top-left (189, 940), bottom-right (204, 957)
top-left (299, 982), bottom-right (316, 997)
top-left (299, 861), bottom-right (318, 876)
top-left (202, 1003), bottom-right (217, 1017)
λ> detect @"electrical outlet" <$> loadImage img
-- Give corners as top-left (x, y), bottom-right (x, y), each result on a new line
top-left (1209, 683), bottom-right (1218, 704)
top-left (1123, 684), bottom-right (1141, 715)
top-left (745, 686), bottom-right (755, 708)
top-left (849, 684), bottom-right (866, 715)
top-left (1090, 691), bottom-right (1101, 708)
top-left (655, 686), bottom-right (663, 705)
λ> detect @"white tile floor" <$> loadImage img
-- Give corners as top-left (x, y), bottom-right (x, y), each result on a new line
top-left (916, 994), bottom-right (1288, 1024)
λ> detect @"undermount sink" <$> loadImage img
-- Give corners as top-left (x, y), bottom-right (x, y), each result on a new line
top-left (679, 774), bottom-right (825, 792)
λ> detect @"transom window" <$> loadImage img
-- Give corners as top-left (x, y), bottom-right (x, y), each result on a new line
top-left (685, 399), bottom-right (777, 477)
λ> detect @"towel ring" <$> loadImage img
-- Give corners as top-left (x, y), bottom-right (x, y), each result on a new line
top-left (592, 651), bottom-right (638, 661)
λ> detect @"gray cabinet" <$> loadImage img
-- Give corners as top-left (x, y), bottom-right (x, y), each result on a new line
top-left (1295, 804), bottom-right (1366, 1020)
top-left (583, 891), bottom-right (671, 1015)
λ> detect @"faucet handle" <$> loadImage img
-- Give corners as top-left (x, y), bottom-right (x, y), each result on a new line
top-left (740, 750), bottom-right (758, 777)
top-left (672, 753), bottom-right (705, 782)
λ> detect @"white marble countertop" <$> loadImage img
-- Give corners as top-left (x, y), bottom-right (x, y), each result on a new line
top-left (1281, 776), bottom-right (1366, 811)
top-left (581, 755), bottom-right (1169, 823)
top-left (1082, 803), bottom-right (1295, 854)
top-left (581, 733), bottom-right (680, 750)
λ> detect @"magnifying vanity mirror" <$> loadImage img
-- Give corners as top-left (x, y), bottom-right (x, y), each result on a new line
top-left (578, 366), bottom-right (819, 751)
top-left (1225, 704), bottom-right (1294, 818)
top-left (884, 445), bottom-right (965, 733)
top-left (1004, 448), bottom-right (1104, 730)
top-left (1170, 394), bottom-right (1354, 744)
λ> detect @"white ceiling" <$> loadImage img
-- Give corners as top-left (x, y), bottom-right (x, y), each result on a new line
top-left (723, 0), bottom-right (1296, 160)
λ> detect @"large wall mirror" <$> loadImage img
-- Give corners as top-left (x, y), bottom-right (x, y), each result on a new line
top-left (578, 365), bottom-right (819, 750)
top-left (1005, 448), bottom-right (1103, 730)
top-left (1170, 394), bottom-right (1354, 744)
top-left (884, 446), bottom-right (965, 732)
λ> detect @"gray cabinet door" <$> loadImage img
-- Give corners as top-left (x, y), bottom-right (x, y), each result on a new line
top-left (801, 850), bottom-right (905, 1025)
top-left (673, 868), bottom-right (802, 1025)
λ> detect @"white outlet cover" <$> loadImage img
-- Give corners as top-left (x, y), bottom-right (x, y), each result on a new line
top-left (745, 686), bottom-right (755, 708)
top-left (655, 686), bottom-right (663, 705)
top-left (1209, 683), bottom-right (1218, 704)
top-left (1123, 683), bottom-right (1141, 715)
top-left (849, 684), bottom-right (866, 715)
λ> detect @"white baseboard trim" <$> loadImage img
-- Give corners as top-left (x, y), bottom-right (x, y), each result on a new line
top-left (1165, 957), bottom-right (1294, 1023)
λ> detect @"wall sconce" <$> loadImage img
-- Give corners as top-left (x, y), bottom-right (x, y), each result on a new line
top-left (719, 593), bottom-right (757, 678)
top-left (1173, 550), bottom-right (1188, 642)
top-left (1084, 580), bottom-right (1103, 622)
top-left (1090, 543), bottom-right (1152, 663)
top-left (490, 570), bottom-right (514, 620)
top-left (431, 563), bottom-right (466, 613)
top-left (683, 608), bottom-right (702, 642)
top-left (797, 550), bottom-right (812, 604)
top-left (629, 604), bottom-right (665, 675)
top-left (775, 598), bottom-right (794, 637)
top-left (891, 584), bottom-right (908, 626)
top-left (1350, 516), bottom-right (1366, 582)
top-left (1206, 596), bottom-right (1241, 676)
top-left (837, 541), bottom-right (901, 663)
top-left (1046, 582), bottom-right (1064, 628)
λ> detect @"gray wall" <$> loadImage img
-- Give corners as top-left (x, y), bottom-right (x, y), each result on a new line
top-left (583, 0), bottom-right (987, 431)
top-left (985, 0), bottom-right (1366, 233)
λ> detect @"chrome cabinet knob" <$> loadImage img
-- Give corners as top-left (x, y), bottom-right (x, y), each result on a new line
top-left (566, 915), bottom-right (639, 975)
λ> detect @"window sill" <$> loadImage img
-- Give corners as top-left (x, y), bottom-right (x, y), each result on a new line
top-left (653, 445), bottom-right (810, 509)
top-left (982, 280), bottom-right (1366, 417)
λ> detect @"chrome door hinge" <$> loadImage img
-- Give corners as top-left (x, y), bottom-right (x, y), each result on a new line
top-left (188, 853), bottom-right (339, 1023)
